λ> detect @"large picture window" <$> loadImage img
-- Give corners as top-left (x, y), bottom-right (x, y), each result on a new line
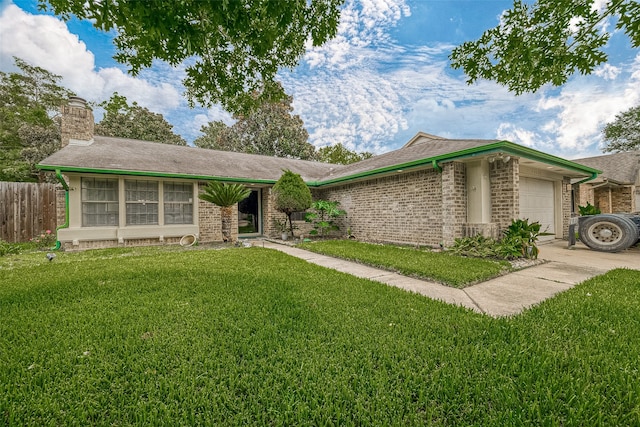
top-left (125, 180), bottom-right (159, 225)
top-left (164, 182), bottom-right (193, 224)
top-left (81, 178), bottom-right (119, 226)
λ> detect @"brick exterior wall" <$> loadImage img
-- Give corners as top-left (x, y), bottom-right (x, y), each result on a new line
top-left (60, 98), bottom-right (94, 147)
top-left (61, 236), bottom-right (183, 251)
top-left (561, 177), bottom-right (572, 239)
top-left (490, 158), bottom-right (519, 230)
top-left (197, 182), bottom-right (237, 243)
top-left (574, 184), bottom-right (594, 212)
top-left (576, 184), bottom-right (636, 214)
top-left (315, 168), bottom-right (444, 246)
top-left (56, 186), bottom-right (66, 226)
top-left (441, 162), bottom-right (467, 245)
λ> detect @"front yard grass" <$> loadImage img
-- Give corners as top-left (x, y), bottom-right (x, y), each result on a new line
top-left (1, 246), bottom-right (639, 425)
top-left (298, 239), bottom-right (511, 287)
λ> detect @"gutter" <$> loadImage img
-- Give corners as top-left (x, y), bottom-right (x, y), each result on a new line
top-left (53, 169), bottom-right (69, 250)
top-left (39, 140), bottom-right (601, 189)
top-left (574, 172), bottom-right (599, 186)
top-left (312, 141), bottom-right (601, 188)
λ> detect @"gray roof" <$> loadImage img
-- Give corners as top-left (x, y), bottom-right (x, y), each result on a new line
top-left (322, 137), bottom-right (498, 181)
top-left (39, 136), bottom-right (339, 183)
top-left (39, 133), bottom-right (597, 185)
top-left (573, 151), bottom-right (640, 184)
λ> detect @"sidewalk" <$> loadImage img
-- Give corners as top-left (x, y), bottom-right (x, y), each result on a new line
top-left (258, 239), bottom-right (639, 317)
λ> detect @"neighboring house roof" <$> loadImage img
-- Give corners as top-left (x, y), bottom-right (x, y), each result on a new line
top-left (39, 133), bottom-right (601, 186)
top-left (573, 151), bottom-right (640, 185)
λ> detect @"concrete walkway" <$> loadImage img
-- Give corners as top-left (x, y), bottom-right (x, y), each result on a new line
top-left (259, 239), bottom-right (639, 317)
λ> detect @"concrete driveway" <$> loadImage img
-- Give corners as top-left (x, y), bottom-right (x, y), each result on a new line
top-left (464, 240), bottom-right (639, 316)
top-left (261, 239), bottom-right (639, 317)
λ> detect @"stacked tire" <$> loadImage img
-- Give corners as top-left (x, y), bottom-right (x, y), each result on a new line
top-left (578, 214), bottom-right (640, 252)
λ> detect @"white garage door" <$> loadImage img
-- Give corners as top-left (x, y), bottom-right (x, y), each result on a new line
top-left (520, 177), bottom-right (555, 234)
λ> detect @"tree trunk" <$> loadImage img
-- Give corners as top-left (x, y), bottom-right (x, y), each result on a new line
top-left (220, 206), bottom-right (234, 242)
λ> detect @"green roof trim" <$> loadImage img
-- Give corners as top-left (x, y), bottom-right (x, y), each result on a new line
top-left (39, 140), bottom-right (601, 187)
top-left (309, 141), bottom-right (601, 187)
top-left (37, 165), bottom-right (278, 185)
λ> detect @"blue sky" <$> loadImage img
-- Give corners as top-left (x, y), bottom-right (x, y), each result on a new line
top-left (1, 0), bottom-right (639, 159)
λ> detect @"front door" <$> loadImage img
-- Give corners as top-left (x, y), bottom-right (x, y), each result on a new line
top-left (238, 189), bottom-right (261, 235)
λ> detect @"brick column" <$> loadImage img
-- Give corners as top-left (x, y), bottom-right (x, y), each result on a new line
top-left (490, 158), bottom-right (519, 231)
top-left (441, 162), bottom-right (467, 246)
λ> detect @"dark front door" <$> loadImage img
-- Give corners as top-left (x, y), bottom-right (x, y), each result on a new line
top-left (238, 189), bottom-right (261, 235)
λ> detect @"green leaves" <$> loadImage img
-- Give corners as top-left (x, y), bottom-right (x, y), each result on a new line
top-left (316, 143), bottom-right (373, 165)
top-left (40, 0), bottom-right (343, 114)
top-left (273, 170), bottom-right (312, 232)
top-left (193, 90), bottom-right (315, 160)
top-left (95, 93), bottom-right (186, 145)
top-left (602, 104), bottom-right (640, 152)
top-left (450, 0), bottom-right (634, 94)
top-left (305, 200), bottom-right (346, 237)
top-left (0, 56), bottom-right (73, 182)
top-left (198, 181), bottom-right (251, 208)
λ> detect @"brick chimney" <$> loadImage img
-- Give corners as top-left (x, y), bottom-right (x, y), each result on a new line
top-left (60, 96), bottom-right (94, 147)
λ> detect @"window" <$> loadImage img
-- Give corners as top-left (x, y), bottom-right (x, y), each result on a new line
top-left (290, 211), bottom-right (308, 221)
top-left (81, 178), bottom-right (119, 226)
top-left (164, 182), bottom-right (193, 224)
top-left (125, 180), bottom-right (158, 225)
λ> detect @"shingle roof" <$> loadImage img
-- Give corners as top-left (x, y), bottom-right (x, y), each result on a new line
top-left (573, 151), bottom-right (640, 184)
top-left (39, 133), bottom-right (598, 185)
top-left (39, 136), bottom-right (339, 183)
top-left (321, 137), bottom-right (498, 181)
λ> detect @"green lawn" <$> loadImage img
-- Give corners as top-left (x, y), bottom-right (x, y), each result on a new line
top-left (1, 246), bottom-right (639, 425)
top-left (298, 239), bottom-right (511, 287)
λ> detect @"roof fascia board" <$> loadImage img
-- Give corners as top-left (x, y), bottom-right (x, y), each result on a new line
top-left (38, 140), bottom-right (601, 188)
top-left (37, 165), bottom-right (277, 185)
top-left (313, 141), bottom-right (601, 188)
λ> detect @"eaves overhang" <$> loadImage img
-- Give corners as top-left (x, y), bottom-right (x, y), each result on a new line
top-left (38, 140), bottom-right (602, 188)
top-left (307, 140), bottom-right (602, 188)
top-left (36, 164), bottom-right (278, 186)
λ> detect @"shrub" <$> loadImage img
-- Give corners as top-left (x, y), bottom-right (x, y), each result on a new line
top-left (305, 200), bottom-right (346, 237)
top-left (0, 239), bottom-right (21, 257)
top-left (501, 219), bottom-right (541, 259)
top-left (578, 202), bottom-right (601, 215)
top-left (30, 229), bottom-right (56, 250)
top-left (449, 219), bottom-right (541, 260)
top-left (448, 235), bottom-right (499, 258)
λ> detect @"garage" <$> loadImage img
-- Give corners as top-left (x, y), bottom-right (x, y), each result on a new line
top-left (520, 177), bottom-right (555, 234)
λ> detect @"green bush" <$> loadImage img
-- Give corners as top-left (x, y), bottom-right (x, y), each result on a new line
top-left (0, 239), bottom-right (21, 257)
top-left (304, 200), bottom-right (346, 237)
top-left (578, 201), bottom-right (601, 215)
top-left (448, 235), bottom-right (499, 258)
top-left (450, 219), bottom-right (541, 260)
top-left (501, 218), bottom-right (541, 259)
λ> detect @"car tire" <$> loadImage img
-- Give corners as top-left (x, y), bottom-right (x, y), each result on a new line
top-left (578, 214), bottom-right (638, 252)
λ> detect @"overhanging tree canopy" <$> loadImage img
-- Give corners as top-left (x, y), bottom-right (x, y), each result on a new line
top-left (450, 0), bottom-right (640, 94)
top-left (39, 0), bottom-right (343, 114)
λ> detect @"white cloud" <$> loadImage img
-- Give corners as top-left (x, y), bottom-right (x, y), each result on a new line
top-left (0, 3), bottom-right (182, 114)
top-left (496, 123), bottom-right (540, 148)
top-left (303, 0), bottom-right (410, 70)
top-left (594, 63), bottom-right (620, 80)
top-left (535, 56), bottom-right (640, 155)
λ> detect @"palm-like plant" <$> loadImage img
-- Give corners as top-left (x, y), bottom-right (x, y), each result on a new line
top-left (199, 181), bottom-right (251, 242)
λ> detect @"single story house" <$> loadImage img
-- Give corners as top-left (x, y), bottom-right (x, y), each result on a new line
top-left (38, 97), bottom-right (600, 250)
top-left (573, 151), bottom-right (640, 214)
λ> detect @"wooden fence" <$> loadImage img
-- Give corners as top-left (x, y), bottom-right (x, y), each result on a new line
top-left (0, 182), bottom-right (58, 243)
